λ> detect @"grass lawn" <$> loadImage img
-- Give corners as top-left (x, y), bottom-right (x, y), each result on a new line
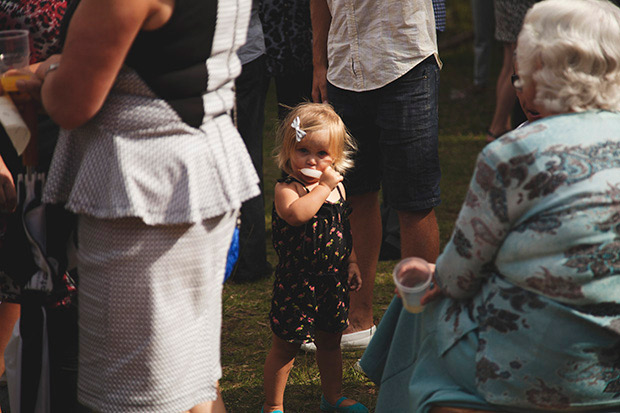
top-left (220, 5), bottom-right (503, 411)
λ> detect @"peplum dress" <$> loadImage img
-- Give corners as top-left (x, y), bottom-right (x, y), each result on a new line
top-left (42, 0), bottom-right (259, 411)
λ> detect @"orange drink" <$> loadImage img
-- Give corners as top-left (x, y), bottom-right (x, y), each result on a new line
top-left (1, 75), bottom-right (30, 92)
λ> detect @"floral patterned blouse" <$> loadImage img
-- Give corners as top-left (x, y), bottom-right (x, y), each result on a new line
top-left (0, 0), bottom-right (68, 63)
top-left (435, 110), bottom-right (620, 411)
top-left (259, 0), bottom-right (312, 76)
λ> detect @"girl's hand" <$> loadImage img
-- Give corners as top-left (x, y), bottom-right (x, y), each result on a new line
top-left (347, 262), bottom-right (362, 292)
top-left (318, 166), bottom-right (342, 191)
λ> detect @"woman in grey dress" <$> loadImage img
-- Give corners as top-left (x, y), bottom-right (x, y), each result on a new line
top-left (17, 0), bottom-right (259, 411)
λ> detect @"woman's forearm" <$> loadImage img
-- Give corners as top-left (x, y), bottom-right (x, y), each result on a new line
top-left (40, 0), bottom-right (158, 129)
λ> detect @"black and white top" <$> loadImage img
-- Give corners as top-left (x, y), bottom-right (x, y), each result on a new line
top-left (43, 0), bottom-right (259, 225)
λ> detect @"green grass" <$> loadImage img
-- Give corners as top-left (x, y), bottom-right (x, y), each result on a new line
top-left (221, 4), bottom-right (503, 411)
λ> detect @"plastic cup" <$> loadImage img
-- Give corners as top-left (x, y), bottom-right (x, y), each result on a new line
top-left (392, 257), bottom-right (433, 313)
top-left (0, 30), bottom-right (29, 70)
top-left (0, 30), bottom-right (30, 91)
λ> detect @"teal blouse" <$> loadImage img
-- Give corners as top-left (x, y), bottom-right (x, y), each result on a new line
top-left (435, 111), bottom-right (620, 411)
top-left (361, 111), bottom-right (620, 412)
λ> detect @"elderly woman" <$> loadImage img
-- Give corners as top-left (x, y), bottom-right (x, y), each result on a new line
top-left (11, 0), bottom-right (259, 412)
top-left (359, 0), bottom-right (620, 412)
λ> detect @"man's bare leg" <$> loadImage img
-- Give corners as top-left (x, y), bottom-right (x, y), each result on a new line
top-left (345, 191), bottom-right (381, 334)
top-left (397, 208), bottom-right (440, 263)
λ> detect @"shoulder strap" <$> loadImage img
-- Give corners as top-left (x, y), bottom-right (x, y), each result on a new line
top-left (278, 175), bottom-right (310, 193)
top-left (336, 184), bottom-right (344, 200)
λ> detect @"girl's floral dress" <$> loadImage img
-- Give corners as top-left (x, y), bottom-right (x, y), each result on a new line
top-left (270, 176), bottom-right (352, 344)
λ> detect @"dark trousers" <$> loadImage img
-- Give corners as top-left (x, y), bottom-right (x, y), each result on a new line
top-left (47, 303), bottom-right (89, 413)
top-left (233, 55), bottom-right (271, 282)
top-left (18, 298), bottom-right (86, 413)
top-left (272, 65), bottom-right (313, 121)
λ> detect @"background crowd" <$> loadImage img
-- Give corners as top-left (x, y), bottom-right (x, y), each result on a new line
top-left (0, 0), bottom-right (619, 412)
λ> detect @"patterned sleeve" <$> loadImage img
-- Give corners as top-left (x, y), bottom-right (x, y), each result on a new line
top-left (435, 144), bottom-right (528, 299)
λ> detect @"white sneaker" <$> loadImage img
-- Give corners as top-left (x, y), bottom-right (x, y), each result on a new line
top-left (340, 325), bottom-right (376, 351)
top-left (299, 325), bottom-right (377, 353)
top-left (353, 359), bottom-right (366, 375)
top-left (300, 341), bottom-right (317, 352)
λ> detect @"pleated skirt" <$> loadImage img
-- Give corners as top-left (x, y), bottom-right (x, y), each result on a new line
top-left (76, 212), bottom-right (236, 412)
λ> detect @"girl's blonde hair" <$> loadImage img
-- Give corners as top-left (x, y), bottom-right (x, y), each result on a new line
top-left (274, 102), bottom-right (357, 175)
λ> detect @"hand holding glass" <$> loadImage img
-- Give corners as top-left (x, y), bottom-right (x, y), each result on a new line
top-left (0, 30), bottom-right (36, 164)
top-left (393, 257), bottom-right (433, 313)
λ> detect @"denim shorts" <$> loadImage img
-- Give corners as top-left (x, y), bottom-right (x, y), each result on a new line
top-left (327, 56), bottom-right (441, 211)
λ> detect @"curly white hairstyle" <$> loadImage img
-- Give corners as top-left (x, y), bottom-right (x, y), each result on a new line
top-left (516, 0), bottom-right (620, 114)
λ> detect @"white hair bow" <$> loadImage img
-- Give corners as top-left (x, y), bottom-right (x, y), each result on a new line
top-left (291, 116), bottom-right (306, 142)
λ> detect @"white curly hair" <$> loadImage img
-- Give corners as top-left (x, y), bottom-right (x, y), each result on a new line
top-left (516, 0), bottom-right (620, 114)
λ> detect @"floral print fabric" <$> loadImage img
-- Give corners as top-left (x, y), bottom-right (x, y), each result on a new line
top-left (260, 0), bottom-right (312, 76)
top-left (0, 0), bottom-right (68, 63)
top-left (434, 111), bottom-right (620, 411)
top-left (270, 177), bottom-right (352, 344)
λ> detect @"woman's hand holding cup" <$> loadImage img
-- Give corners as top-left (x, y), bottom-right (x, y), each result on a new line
top-left (393, 257), bottom-right (435, 313)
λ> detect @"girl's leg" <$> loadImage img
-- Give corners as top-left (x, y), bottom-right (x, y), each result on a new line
top-left (186, 383), bottom-right (226, 413)
top-left (263, 334), bottom-right (300, 412)
top-left (314, 330), bottom-right (360, 408)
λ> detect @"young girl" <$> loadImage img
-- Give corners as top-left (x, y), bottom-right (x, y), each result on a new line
top-left (262, 103), bottom-right (368, 413)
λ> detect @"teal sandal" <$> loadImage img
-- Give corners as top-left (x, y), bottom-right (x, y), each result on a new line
top-left (320, 395), bottom-right (369, 412)
top-left (261, 407), bottom-right (283, 413)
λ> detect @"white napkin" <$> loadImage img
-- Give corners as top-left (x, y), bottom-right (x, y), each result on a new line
top-left (0, 94), bottom-right (30, 155)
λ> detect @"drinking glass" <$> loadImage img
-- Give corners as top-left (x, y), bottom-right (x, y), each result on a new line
top-left (0, 30), bottom-right (37, 165)
top-left (392, 257), bottom-right (433, 313)
top-left (0, 30), bottom-right (31, 92)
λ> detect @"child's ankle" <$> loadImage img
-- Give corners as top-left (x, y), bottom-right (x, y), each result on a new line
top-left (322, 394), bottom-right (361, 408)
top-left (262, 403), bottom-right (284, 413)
top-left (323, 394), bottom-right (343, 405)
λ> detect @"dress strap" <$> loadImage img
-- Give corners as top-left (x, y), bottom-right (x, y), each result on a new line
top-left (336, 184), bottom-right (344, 201)
top-left (277, 175), bottom-right (310, 193)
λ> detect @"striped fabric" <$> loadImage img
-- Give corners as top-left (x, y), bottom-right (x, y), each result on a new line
top-left (325, 0), bottom-right (438, 91)
top-left (432, 0), bottom-right (446, 32)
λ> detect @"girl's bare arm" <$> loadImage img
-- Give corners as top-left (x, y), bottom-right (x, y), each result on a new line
top-left (275, 167), bottom-right (342, 226)
top-left (274, 181), bottom-right (331, 226)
